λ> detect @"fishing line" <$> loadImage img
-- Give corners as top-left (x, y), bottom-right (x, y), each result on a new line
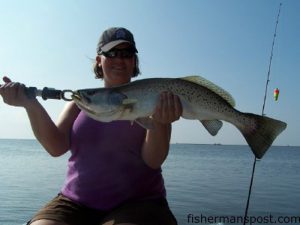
top-left (261, 3), bottom-right (282, 116)
top-left (243, 3), bottom-right (282, 225)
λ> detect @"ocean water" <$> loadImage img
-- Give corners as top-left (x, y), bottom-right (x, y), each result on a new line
top-left (0, 139), bottom-right (299, 225)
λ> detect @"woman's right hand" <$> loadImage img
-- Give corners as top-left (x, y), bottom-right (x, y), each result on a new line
top-left (0, 76), bottom-right (37, 108)
top-left (0, 76), bottom-right (77, 156)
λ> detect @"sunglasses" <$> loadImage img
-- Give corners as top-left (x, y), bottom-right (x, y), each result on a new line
top-left (99, 48), bottom-right (136, 59)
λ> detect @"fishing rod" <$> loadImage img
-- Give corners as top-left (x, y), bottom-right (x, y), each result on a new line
top-left (243, 3), bottom-right (282, 225)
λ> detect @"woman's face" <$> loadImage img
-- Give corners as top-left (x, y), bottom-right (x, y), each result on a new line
top-left (97, 43), bottom-right (136, 87)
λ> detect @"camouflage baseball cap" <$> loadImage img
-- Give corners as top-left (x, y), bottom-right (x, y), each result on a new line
top-left (97, 27), bottom-right (138, 53)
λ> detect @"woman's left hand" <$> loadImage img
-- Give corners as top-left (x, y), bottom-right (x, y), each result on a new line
top-left (152, 91), bottom-right (182, 124)
top-left (142, 91), bottom-right (182, 168)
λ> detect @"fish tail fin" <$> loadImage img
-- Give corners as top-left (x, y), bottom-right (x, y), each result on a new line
top-left (237, 113), bottom-right (287, 159)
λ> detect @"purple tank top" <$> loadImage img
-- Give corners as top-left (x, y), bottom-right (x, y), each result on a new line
top-left (61, 111), bottom-right (166, 210)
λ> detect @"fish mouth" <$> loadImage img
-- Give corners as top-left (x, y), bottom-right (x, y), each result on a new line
top-left (71, 91), bottom-right (123, 119)
top-left (71, 91), bottom-right (96, 115)
top-left (71, 91), bottom-right (82, 101)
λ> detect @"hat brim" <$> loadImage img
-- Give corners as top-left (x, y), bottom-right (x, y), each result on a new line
top-left (101, 40), bottom-right (138, 52)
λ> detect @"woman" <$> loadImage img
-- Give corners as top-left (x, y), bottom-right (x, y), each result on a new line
top-left (0, 27), bottom-right (181, 225)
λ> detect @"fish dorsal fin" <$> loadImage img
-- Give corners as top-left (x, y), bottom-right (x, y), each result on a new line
top-left (180, 76), bottom-right (235, 107)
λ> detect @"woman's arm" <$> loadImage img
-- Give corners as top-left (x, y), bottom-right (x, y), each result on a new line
top-left (26, 100), bottom-right (80, 156)
top-left (141, 92), bottom-right (182, 169)
top-left (0, 77), bottom-right (80, 157)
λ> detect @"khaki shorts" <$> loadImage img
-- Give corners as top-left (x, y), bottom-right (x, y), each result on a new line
top-left (27, 194), bottom-right (177, 225)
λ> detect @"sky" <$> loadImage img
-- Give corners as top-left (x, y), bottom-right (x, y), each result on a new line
top-left (0, 0), bottom-right (299, 146)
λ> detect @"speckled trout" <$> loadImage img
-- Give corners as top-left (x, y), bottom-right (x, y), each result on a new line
top-left (72, 76), bottom-right (287, 159)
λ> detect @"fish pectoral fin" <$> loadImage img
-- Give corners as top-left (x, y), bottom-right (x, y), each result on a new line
top-left (135, 117), bottom-right (155, 130)
top-left (200, 120), bottom-right (223, 136)
top-left (121, 98), bottom-right (138, 112)
top-left (122, 98), bottom-right (138, 112)
top-left (122, 98), bottom-right (138, 105)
